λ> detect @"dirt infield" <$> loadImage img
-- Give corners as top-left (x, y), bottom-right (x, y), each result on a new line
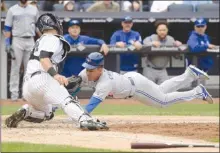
top-left (112, 123), bottom-right (219, 141)
top-left (1, 99), bottom-right (219, 152)
top-left (1, 115), bottom-right (219, 152)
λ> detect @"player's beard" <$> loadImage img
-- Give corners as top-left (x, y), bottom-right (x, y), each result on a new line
top-left (20, 0), bottom-right (28, 5)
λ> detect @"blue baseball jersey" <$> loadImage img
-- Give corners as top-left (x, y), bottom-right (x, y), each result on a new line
top-left (187, 31), bottom-right (213, 71)
top-left (110, 30), bottom-right (142, 71)
top-left (61, 34), bottom-right (105, 77)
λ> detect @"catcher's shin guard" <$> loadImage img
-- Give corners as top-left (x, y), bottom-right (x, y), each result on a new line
top-left (5, 108), bottom-right (26, 128)
top-left (22, 104), bottom-right (52, 123)
top-left (24, 110), bottom-right (52, 123)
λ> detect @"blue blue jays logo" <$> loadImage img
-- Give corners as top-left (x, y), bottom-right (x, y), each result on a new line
top-left (198, 19), bottom-right (203, 24)
top-left (86, 58), bottom-right (91, 63)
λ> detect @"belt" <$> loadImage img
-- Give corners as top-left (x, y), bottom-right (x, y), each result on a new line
top-left (147, 65), bottom-right (164, 70)
top-left (21, 36), bottom-right (32, 39)
top-left (23, 71), bottom-right (42, 83)
top-left (31, 71), bottom-right (42, 78)
top-left (14, 36), bottom-right (33, 39)
top-left (127, 77), bottom-right (135, 98)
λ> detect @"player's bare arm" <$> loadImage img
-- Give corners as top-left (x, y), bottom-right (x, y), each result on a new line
top-left (100, 44), bottom-right (109, 55)
top-left (116, 41), bottom-right (126, 48)
top-left (133, 41), bottom-right (142, 50)
top-left (208, 44), bottom-right (216, 49)
top-left (152, 41), bottom-right (161, 47)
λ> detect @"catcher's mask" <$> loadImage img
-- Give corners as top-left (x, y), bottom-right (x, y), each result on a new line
top-left (36, 13), bottom-right (63, 35)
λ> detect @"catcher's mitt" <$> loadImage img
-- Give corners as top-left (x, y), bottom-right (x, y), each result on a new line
top-left (65, 75), bottom-right (82, 95)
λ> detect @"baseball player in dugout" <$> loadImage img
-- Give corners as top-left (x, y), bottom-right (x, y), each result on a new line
top-left (3, 0), bottom-right (41, 101)
top-left (5, 13), bottom-right (108, 131)
top-left (142, 20), bottom-right (183, 84)
top-left (187, 18), bottom-right (217, 85)
top-left (61, 19), bottom-right (109, 77)
top-left (110, 16), bottom-right (142, 74)
top-left (75, 52), bottom-right (213, 114)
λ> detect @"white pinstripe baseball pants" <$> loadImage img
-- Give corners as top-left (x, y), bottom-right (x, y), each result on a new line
top-left (22, 72), bottom-right (91, 122)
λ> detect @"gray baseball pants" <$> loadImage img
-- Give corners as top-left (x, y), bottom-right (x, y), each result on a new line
top-left (143, 66), bottom-right (169, 85)
top-left (9, 37), bottom-right (34, 100)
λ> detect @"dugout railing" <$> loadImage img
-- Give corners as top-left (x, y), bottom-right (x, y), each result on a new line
top-left (0, 43), bottom-right (219, 99)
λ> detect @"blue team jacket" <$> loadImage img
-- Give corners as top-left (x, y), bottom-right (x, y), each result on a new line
top-left (110, 30), bottom-right (142, 71)
top-left (61, 34), bottom-right (105, 77)
top-left (187, 31), bottom-right (213, 71)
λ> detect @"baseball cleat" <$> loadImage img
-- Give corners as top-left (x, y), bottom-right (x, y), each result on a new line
top-left (5, 108), bottom-right (26, 128)
top-left (96, 119), bottom-right (107, 126)
top-left (189, 65), bottom-right (209, 80)
top-left (80, 120), bottom-right (109, 131)
top-left (199, 84), bottom-right (213, 104)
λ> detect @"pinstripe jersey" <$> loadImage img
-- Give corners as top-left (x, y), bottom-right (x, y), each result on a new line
top-left (25, 34), bottom-right (69, 76)
top-left (79, 69), bottom-right (134, 100)
top-left (4, 4), bottom-right (39, 37)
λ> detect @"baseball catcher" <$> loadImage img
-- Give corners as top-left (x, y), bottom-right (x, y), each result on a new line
top-left (5, 13), bottom-right (108, 131)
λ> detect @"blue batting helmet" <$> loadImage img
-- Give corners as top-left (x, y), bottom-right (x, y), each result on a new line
top-left (82, 52), bottom-right (104, 70)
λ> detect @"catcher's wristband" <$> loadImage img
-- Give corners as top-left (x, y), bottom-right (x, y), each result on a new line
top-left (47, 67), bottom-right (57, 77)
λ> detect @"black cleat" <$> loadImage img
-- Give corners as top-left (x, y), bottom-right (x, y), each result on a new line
top-left (5, 109), bottom-right (26, 128)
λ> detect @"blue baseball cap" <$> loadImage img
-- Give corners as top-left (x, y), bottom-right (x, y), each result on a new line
top-left (194, 18), bottom-right (207, 26)
top-left (122, 16), bottom-right (133, 23)
top-left (68, 19), bottom-right (80, 27)
top-left (82, 52), bottom-right (104, 70)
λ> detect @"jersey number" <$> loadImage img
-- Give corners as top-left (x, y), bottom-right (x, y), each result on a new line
top-left (107, 71), bottom-right (113, 80)
top-left (30, 36), bottom-right (44, 56)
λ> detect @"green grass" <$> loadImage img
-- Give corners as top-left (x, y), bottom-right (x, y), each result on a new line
top-left (1, 142), bottom-right (116, 152)
top-left (1, 103), bottom-right (219, 116)
top-left (208, 137), bottom-right (220, 143)
top-left (92, 103), bottom-right (219, 116)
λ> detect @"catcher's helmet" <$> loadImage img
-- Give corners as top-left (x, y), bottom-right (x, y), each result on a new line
top-left (36, 13), bottom-right (63, 35)
top-left (82, 52), bottom-right (104, 70)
